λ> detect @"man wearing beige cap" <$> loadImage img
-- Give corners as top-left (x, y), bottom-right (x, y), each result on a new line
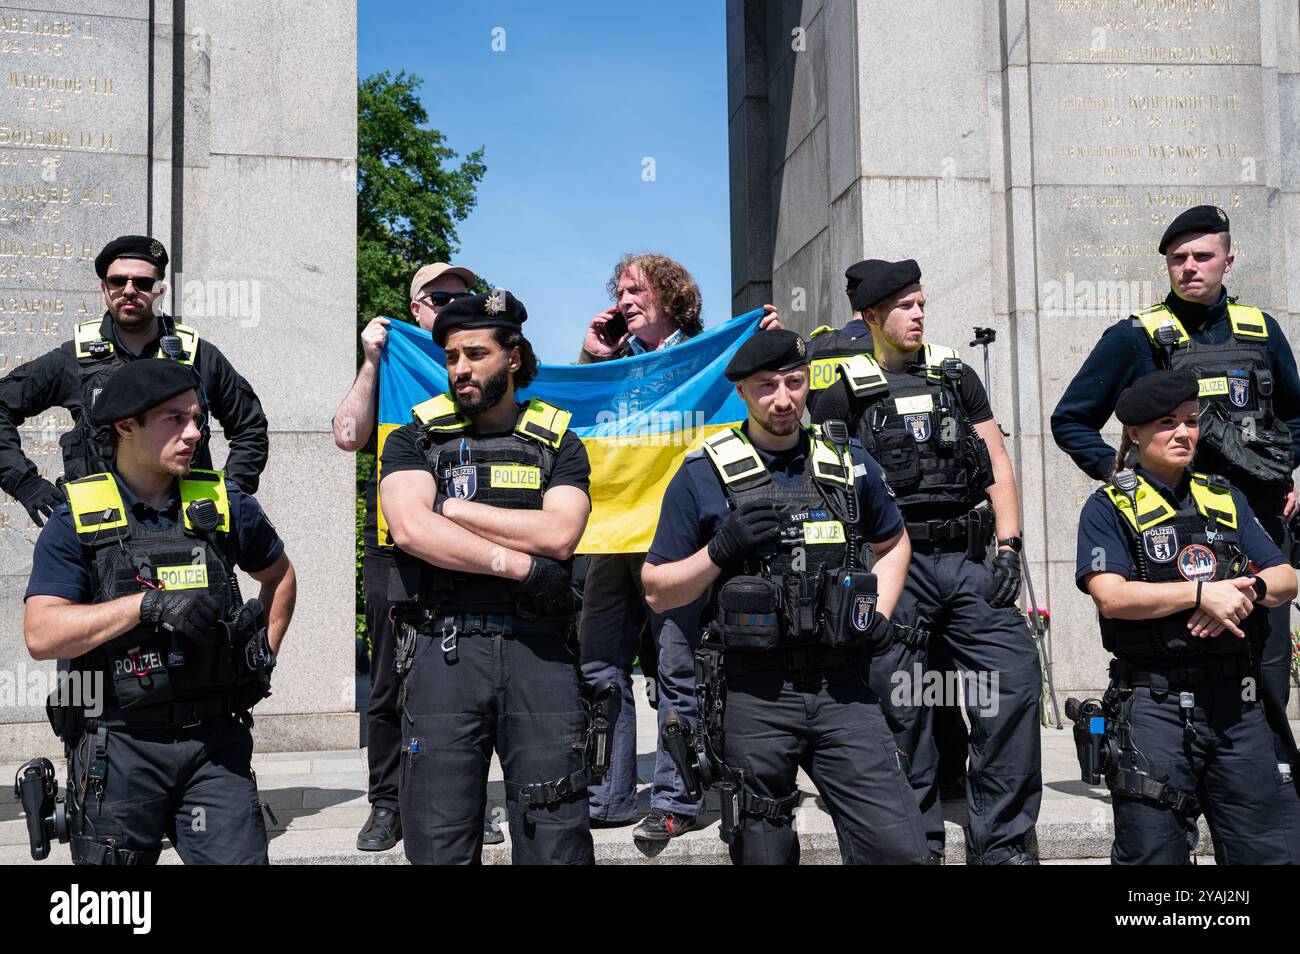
top-left (333, 261), bottom-right (477, 851)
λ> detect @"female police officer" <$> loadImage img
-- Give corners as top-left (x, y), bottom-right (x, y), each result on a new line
top-left (1075, 369), bottom-right (1297, 864)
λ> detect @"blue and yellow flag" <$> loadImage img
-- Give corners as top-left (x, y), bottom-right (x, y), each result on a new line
top-left (376, 309), bottom-right (765, 553)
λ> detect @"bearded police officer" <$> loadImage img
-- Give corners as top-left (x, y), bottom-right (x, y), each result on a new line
top-left (812, 259), bottom-right (1043, 864)
top-left (0, 235), bottom-right (270, 529)
top-left (380, 290), bottom-right (610, 864)
top-left (20, 359), bottom-right (295, 865)
top-left (1072, 370), bottom-right (1297, 863)
top-left (643, 329), bottom-right (928, 865)
top-left (1051, 205), bottom-right (1300, 820)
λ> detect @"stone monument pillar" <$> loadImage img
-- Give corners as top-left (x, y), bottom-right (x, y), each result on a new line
top-left (0, 1), bottom-right (359, 757)
top-left (729, 0), bottom-right (1299, 710)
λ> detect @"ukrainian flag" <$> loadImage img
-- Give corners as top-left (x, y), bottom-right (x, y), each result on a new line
top-left (376, 309), bottom-right (766, 553)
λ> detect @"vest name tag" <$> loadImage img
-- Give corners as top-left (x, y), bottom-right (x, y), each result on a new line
top-left (894, 394), bottom-right (934, 415)
top-left (490, 464), bottom-right (541, 490)
top-left (1198, 376), bottom-right (1229, 398)
top-left (809, 357), bottom-right (847, 391)
top-left (155, 563), bottom-right (209, 590)
top-left (803, 520), bottom-right (846, 544)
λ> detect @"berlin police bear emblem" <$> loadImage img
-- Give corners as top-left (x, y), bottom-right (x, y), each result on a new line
top-left (1228, 375), bottom-right (1250, 408)
top-left (1142, 526), bottom-right (1178, 563)
top-left (905, 413), bottom-right (931, 443)
top-left (450, 465), bottom-right (476, 500)
top-left (852, 594), bottom-right (877, 632)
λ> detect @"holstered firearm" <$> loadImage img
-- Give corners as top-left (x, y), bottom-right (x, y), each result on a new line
top-left (1065, 696), bottom-right (1117, 785)
top-left (12, 757), bottom-right (73, 861)
top-left (585, 678), bottom-right (621, 779)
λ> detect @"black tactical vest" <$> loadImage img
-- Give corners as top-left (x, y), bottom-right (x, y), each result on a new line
top-left (836, 345), bottom-right (994, 511)
top-left (702, 426), bottom-right (879, 651)
top-left (63, 469), bottom-right (266, 711)
top-left (389, 393), bottom-right (572, 618)
top-left (61, 317), bottom-right (208, 482)
top-left (1135, 302), bottom-right (1293, 506)
top-left (1098, 469), bottom-right (1256, 661)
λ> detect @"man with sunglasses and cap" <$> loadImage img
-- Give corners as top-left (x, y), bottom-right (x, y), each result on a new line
top-left (332, 260), bottom-right (483, 852)
top-left (0, 234), bottom-right (270, 528)
top-left (21, 358), bottom-right (296, 865)
top-left (1051, 205), bottom-right (1300, 847)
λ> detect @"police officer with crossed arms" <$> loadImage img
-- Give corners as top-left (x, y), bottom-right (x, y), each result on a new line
top-left (643, 329), bottom-right (928, 865)
top-left (1073, 370), bottom-right (1296, 863)
top-left (21, 359), bottom-right (295, 864)
top-left (380, 290), bottom-right (611, 864)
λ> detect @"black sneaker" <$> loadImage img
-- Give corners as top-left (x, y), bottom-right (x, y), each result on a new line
top-left (483, 810), bottom-right (504, 846)
top-left (632, 809), bottom-right (696, 842)
top-left (357, 806), bottom-right (401, 851)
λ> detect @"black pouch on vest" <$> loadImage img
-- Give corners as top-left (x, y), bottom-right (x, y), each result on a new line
top-left (715, 575), bottom-right (783, 650)
top-left (104, 640), bottom-right (174, 708)
top-left (781, 570), bottom-right (824, 640)
top-left (961, 434), bottom-right (995, 489)
top-left (820, 567), bottom-right (878, 648)
top-left (874, 431), bottom-right (921, 490)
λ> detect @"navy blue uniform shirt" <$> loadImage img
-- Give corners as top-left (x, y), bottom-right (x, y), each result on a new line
top-left (646, 426), bottom-right (904, 566)
top-left (1075, 467), bottom-right (1284, 592)
top-left (1052, 289), bottom-right (1300, 480)
top-left (25, 471), bottom-right (285, 603)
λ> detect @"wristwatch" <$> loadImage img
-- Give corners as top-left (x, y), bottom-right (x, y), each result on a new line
top-left (1252, 576), bottom-right (1267, 602)
top-left (997, 536), bottom-right (1023, 552)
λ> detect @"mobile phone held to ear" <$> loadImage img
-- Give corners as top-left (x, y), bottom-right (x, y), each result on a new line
top-left (604, 312), bottom-right (628, 342)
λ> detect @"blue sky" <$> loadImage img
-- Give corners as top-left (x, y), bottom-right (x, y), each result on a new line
top-left (358, 1), bottom-right (733, 363)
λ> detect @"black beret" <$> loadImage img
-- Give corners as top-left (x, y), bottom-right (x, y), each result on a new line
top-left (850, 259), bottom-right (922, 311)
top-left (844, 260), bottom-right (871, 300)
top-left (433, 288), bottom-right (527, 347)
top-left (725, 329), bottom-right (808, 382)
top-left (90, 359), bottom-right (200, 425)
top-left (1114, 370), bottom-right (1199, 426)
top-left (94, 234), bottom-right (168, 280)
top-left (1158, 205), bottom-right (1229, 254)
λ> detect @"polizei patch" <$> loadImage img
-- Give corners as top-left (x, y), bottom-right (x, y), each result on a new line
top-left (852, 594), bottom-right (876, 632)
top-left (905, 413), bottom-right (931, 442)
top-left (1228, 375), bottom-right (1250, 408)
top-left (449, 464), bottom-right (476, 499)
top-left (1142, 526), bottom-right (1178, 563)
top-left (1176, 543), bottom-right (1217, 582)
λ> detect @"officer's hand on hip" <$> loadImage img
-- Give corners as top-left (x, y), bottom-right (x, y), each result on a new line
top-left (985, 550), bottom-right (1022, 608)
top-left (140, 590), bottom-right (222, 642)
top-left (707, 498), bottom-right (780, 568)
top-left (360, 316), bottom-right (390, 363)
top-left (864, 614), bottom-right (895, 656)
top-left (14, 473), bottom-right (63, 527)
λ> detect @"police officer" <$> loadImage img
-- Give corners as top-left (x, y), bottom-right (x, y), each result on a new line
top-left (0, 235), bottom-right (270, 527)
top-left (331, 260), bottom-right (479, 851)
top-left (21, 358), bottom-right (295, 864)
top-left (380, 289), bottom-right (606, 864)
top-left (812, 259), bottom-right (1043, 864)
top-left (643, 329), bottom-right (928, 865)
top-left (1074, 370), bottom-right (1297, 864)
top-left (1051, 205), bottom-right (1300, 816)
top-left (805, 260), bottom-right (875, 414)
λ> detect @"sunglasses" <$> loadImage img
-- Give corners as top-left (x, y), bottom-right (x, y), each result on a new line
top-left (420, 290), bottom-right (472, 306)
top-left (105, 275), bottom-right (159, 291)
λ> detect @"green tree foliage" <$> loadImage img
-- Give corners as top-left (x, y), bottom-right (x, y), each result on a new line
top-left (355, 70), bottom-right (486, 650)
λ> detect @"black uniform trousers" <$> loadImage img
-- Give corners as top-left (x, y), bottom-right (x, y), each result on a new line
top-left (870, 541), bottom-right (1043, 863)
top-left (363, 550), bottom-right (401, 811)
top-left (67, 716), bottom-right (268, 865)
top-left (1108, 673), bottom-right (1295, 865)
top-left (398, 621), bottom-right (594, 865)
top-left (1256, 514), bottom-right (1299, 768)
top-left (721, 663), bottom-right (930, 865)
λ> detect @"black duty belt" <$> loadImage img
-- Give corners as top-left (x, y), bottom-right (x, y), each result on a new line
top-left (905, 513), bottom-right (976, 547)
top-left (403, 612), bottom-right (565, 638)
top-left (725, 645), bottom-right (865, 674)
top-left (1110, 654), bottom-right (1251, 690)
top-left (94, 696), bottom-right (239, 728)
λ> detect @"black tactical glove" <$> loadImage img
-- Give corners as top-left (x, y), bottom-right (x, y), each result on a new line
top-left (707, 498), bottom-right (780, 568)
top-left (985, 550), bottom-right (1022, 608)
top-left (13, 473), bottom-right (63, 527)
top-left (140, 590), bottom-right (222, 642)
top-left (863, 614), bottom-right (896, 657)
top-left (512, 556), bottom-right (576, 619)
